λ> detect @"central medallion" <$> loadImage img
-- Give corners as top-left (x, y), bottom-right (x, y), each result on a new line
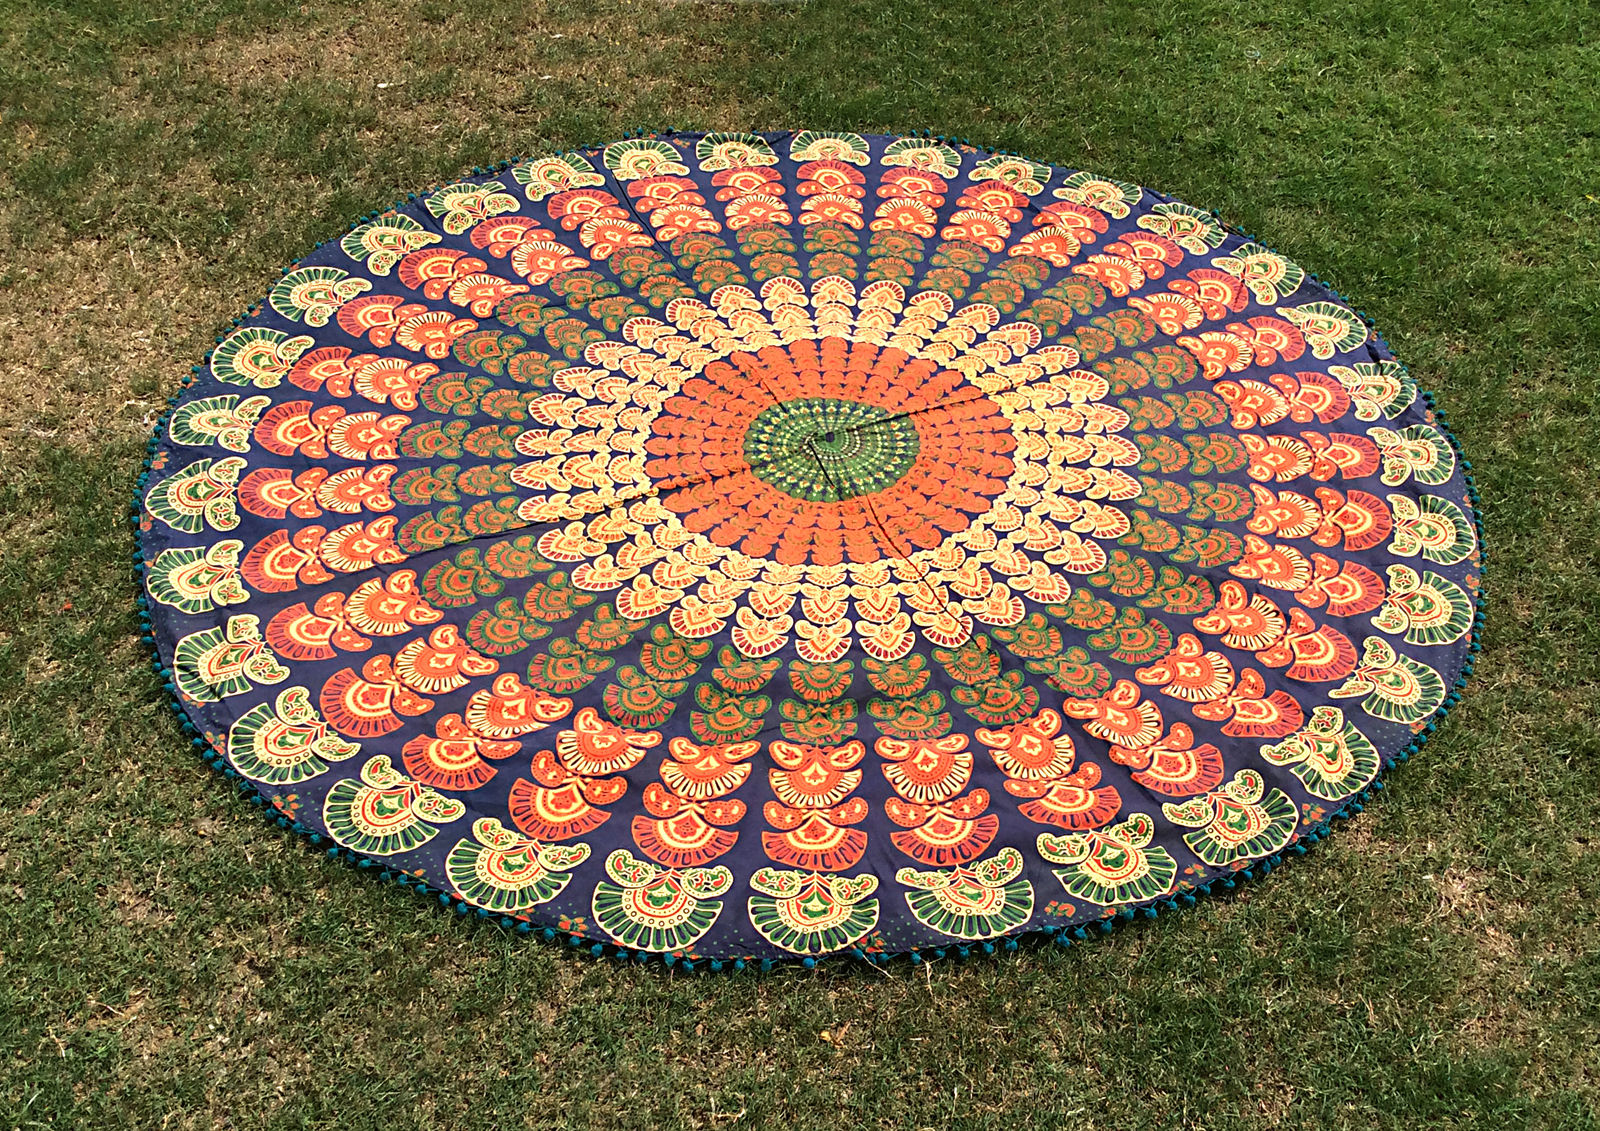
top-left (743, 397), bottom-right (921, 502)
top-left (645, 337), bottom-right (1017, 566)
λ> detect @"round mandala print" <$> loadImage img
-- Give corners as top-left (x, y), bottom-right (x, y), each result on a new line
top-left (138, 130), bottom-right (1482, 966)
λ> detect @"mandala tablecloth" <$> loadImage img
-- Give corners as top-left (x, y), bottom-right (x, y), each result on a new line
top-left (137, 130), bottom-right (1483, 966)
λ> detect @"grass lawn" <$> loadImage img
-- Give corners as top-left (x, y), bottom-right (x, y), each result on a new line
top-left (1, 1), bottom-right (1597, 1127)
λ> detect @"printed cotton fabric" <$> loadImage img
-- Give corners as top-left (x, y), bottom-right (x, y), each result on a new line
top-left (139, 130), bottom-right (1481, 963)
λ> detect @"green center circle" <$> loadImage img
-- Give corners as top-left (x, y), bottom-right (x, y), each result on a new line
top-left (743, 398), bottom-right (921, 502)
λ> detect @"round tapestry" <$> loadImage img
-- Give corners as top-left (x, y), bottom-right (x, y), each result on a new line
top-left (137, 129), bottom-right (1483, 967)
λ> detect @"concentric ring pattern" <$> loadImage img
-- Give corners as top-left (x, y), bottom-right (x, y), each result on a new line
top-left (139, 130), bottom-right (1482, 964)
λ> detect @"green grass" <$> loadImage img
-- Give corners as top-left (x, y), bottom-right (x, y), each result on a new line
top-left (1, 1), bottom-right (1597, 1127)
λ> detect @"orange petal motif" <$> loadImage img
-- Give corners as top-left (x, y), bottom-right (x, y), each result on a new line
top-left (1062, 681), bottom-right (1164, 748)
top-left (401, 713), bottom-right (515, 791)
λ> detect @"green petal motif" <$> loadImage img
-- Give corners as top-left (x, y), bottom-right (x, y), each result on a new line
top-left (1162, 770), bottom-right (1297, 867)
top-left (1260, 706), bottom-right (1381, 800)
top-left (591, 850), bottom-right (732, 952)
top-left (747, 868), bottom-right (880, 956)
top-left (228, 686), bottom-right (359, 784)
top-left (1038, 814), bottom-right (1179, 906)
top-left (146, 540), bottom-right (247, 614)
top-left (446, 819), bottom-right (590, 912)
top-left (897, 849), bottom-right (1035, 940)
top-left (322, 756), bottom-right (465, 856)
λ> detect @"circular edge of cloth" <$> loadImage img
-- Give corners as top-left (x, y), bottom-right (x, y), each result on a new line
top-left (130, 127), bottom-right (1489, 974)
